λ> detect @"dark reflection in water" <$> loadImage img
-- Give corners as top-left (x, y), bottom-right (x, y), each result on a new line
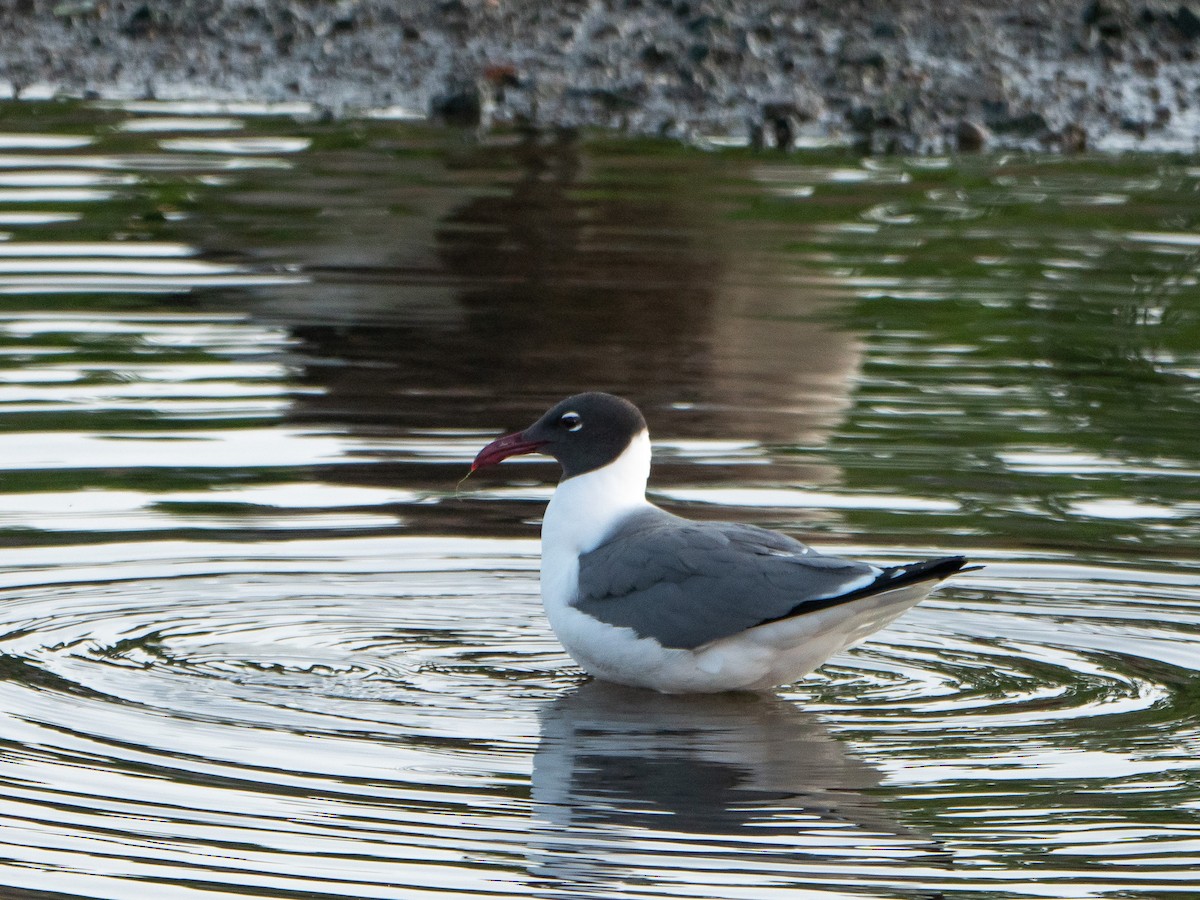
top-left (287, 127), bottom-right (720, 429)
top-left (195, 127), bottom-right (853, 428)
top-left (201, 127), bottom-right (861, 540)
top-left (531, 683), bottom-right (944, 897)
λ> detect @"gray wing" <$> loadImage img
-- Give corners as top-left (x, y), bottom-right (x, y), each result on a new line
top-left (574, 509), bottom-right (878, 650)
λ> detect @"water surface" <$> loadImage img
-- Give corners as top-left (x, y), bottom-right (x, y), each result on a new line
top-left (0, 101), bottom-right (1198, 899)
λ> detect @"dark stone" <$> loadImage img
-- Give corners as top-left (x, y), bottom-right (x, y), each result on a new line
top-left (708, 45), bottom-right (736, 66)
top-left (847, 105), bottom-right (875, 130)
top-left (439, 0), bottom-right (468, 17)
top-left (640, 45), bottom-right (673, 69)
top-left (430, 87), bottom-right (482, 128)
top-left (1083, 0), bottom-right (1125, 37)
top-left (1099, 38), bottom-right (1125, 59)
top-left (876, 110), bottom-right (904, 129)
top-left (1173, 5), bottom-right (1200, 39)
top-left (1120, 117), bottom-right (1148, 137)
top-left (872, 21), bottom-right (899, 39)
top-left (988, 110), bottom-right (1049, 136)
top-left (1134, 56), bottom-right (1159, 75)
top-left (955, 119), bottom-right (990, 152)
top-left (759, 107), bottom-right (793, 150)
top-left (847, 104), bottom-right (902, 133)
top-left (402, 25), bottom-right (420, 41)
top-left (688, 43), bottom-right (709, 62)
top-left (331, 15), bottom-right (356, 34)
top-left (123, 4), bottom-right (154, 38)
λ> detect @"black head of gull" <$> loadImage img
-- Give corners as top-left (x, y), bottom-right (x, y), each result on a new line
top-left (472, 392), bottom-right (974, 694)
top-left (472, 392), bottom-right (646, 480)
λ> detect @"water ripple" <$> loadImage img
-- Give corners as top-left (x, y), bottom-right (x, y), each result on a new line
top-left (0, 541), bottom-right (1195, 898)
top-left (0, 101), bottom-right (1197, 900)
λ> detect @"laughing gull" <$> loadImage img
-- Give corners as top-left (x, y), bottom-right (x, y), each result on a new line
top-left (472, 392), bottom-right (969, 693)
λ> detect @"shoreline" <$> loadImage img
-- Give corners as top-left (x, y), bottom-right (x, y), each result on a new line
top-left (2, 0), bottom-right (1199, 154)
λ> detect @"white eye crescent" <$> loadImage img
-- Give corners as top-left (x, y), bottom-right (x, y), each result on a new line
top-left (559, 411), bottom-right (582, 432)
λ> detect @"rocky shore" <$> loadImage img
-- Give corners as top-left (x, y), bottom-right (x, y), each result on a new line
top-left (2, 0), bottom-right (1199, 153)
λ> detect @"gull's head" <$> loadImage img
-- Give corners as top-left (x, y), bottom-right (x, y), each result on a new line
top-left (471, 392), bottom-right (647, 480)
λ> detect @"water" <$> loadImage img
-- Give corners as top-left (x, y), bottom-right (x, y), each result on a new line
top-left (0, 100), bottom-right (1198, 899)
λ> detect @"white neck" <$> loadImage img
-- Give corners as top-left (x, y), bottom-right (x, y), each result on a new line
top-left (541, 429), bottom-right (652, 557)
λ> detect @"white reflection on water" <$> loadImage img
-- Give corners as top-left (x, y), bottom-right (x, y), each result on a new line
top-left (1068, 498), bottom-right (1188, 521)
top-left (0, 211), bottom-right (82, 225)
top-left (159, 137), bottom-right (312, 154)
top-left (658, 486), bottom-right (960, 512)
top-left (999, 449), bottom-right (1199, 477)
top-left (0, 134), bottom-right (93, 149)
top-left (0, 171), bottom-right (139, 187)
top-left (0, 153), bottom-right (294, 171)
top-left (0, 484), bottom-right (420, 532)
top-left (0, 273), bottom-right (306, 293)
top-left (118, 117), bottom-right (245, 133)
top-left (0, 259), bottom-right (244, 275)
top-left (0, 187), bottom-right (115, 202)
top-left (1125, 231), bottom-right (1200, 247)
top-left (0, 429), bottom-right (350, 469)
top-left (101, 100), bottom-right (317, 117)
top-left (0, 242), bottom-right (196, 257)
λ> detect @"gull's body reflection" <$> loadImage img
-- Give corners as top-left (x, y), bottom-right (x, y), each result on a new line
top-left (529, 682), bottom-right (945, 898)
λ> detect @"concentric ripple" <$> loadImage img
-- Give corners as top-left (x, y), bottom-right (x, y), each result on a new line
top-left (0, 540), bottom-right (1196, 899)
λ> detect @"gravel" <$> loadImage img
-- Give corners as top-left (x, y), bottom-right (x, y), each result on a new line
top-left (3, 0), bottom-right (1199, 153)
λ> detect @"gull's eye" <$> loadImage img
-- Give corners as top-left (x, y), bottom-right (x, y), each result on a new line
top-left (559, 411), bottom-right (582, 432)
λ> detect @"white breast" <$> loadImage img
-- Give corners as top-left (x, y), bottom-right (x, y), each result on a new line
top-left (539, 430), bottom-right (653, 654)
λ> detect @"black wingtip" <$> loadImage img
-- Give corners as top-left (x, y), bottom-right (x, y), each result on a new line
top-left (763, 555), bottom-right (976, 628)
top-left (879, 555), bottom-right (973, 587)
